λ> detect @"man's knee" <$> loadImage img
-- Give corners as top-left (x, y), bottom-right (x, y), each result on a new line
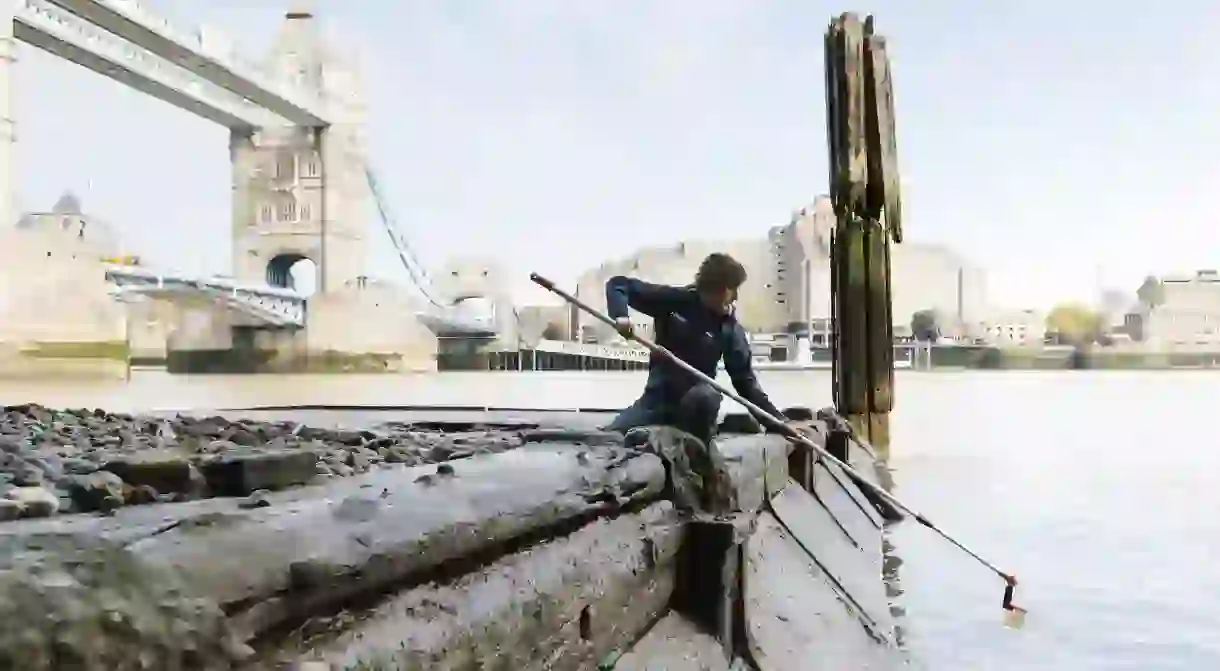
top-left (607, 397), bottom-right (660, 433)
top-left (680, 383), bottom-right (721, 417)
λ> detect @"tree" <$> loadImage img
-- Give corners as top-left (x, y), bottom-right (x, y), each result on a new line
top-left (1137, 276), bottom-right (1164, 308)
top-left (1046, 303), bottom-right (1103, 345)
top-left (910, 309), bottom-right (940, 342)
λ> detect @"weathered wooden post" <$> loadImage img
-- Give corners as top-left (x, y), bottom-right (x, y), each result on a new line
top-left (825, 14), bottom-right (903, 452)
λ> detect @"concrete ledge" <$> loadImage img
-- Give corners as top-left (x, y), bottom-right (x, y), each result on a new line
top-left (281, 502), bottom-right (682, 669)
top-left (0, 409), bottom-right (903, 669)
top-left (21, 340), bottom-right (129, 360)
top-left (0, 341), bottom-right (130, 379)
top-left (166, 348), bottom-right (437, 374)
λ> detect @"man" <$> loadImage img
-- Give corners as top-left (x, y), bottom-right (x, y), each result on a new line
top-left (604, 252), bottom-right (790, 445)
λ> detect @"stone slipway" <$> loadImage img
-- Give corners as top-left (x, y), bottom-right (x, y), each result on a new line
top-left (0, 405), bottom-right (909, 670)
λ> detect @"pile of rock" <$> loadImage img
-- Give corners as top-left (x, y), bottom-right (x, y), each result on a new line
top-left (0, 404), bottom-right (525, 520)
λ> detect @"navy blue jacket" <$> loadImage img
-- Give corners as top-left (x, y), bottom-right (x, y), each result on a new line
top-left (605, 276), bottom-right (783, 425)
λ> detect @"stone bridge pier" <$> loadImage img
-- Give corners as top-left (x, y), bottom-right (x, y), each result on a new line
top-left (433, 258), bottom-right (523, 368)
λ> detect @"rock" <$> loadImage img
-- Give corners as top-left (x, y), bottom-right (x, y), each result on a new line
top-left (294, 426), bottom-right (332, 441)
top-left (222, 427), bottom-right (261, 447)
top-left (62, 458), bottom-right (98, 475)
top-left (68, 471), bottom-right (126, 513)
top-left (334, 430), bottom-right (365, 446)
top-left (0, 499), bottom-right (24, 521)
top-left (10, 464), bottom-right (43, 487)
top-left (5, 486), bottom-right (60, 517)
top-left (238, 489), bottom-right (273, 509)
top-left (157, 420), bottom-right (177, 444)
top-left (0, 535), bottom-right (242, 670)
top-left (348, 450), bottom-right (371, 472)
top-left (383, 446), bottom-right (416, 464)
top-left (520, 428), bottom-right (625, 447)
top-left (427, 444), bottom-right (455, 462)
top-left (199, 449), bottom-right (320, 496)
top-left (100, 450), bottom-right (207, 499)
top-left (25, 455), bottom-right (63, 481)
top-left (0, 405), bottom-right (542, 518)
top-left (126, 484), bottom-right (160, 505)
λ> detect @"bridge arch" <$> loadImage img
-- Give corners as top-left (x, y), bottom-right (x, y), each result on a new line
top-left (266, 253), bottom-right (318, 296)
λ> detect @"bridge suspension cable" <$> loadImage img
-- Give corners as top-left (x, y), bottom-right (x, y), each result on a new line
top-left (364, 164), bottom-right (446, 308)
top-left (363, 162), bottom-right (524, 341)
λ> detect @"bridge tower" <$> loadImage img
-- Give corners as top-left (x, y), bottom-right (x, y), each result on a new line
top-left (230, 4), bottom-right (369, 295)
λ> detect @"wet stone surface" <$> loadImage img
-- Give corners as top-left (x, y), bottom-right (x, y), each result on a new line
top-left (0, 404), bottom-right (526, 519)
top-left (0, 534), bottom-right (246, 671)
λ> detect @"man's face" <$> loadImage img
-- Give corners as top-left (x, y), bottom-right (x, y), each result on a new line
top-left (700, 286), bottom-right (737, 315)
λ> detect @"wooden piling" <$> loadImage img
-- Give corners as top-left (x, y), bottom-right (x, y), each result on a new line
top-left (825, 14), bottom-right (903, 452)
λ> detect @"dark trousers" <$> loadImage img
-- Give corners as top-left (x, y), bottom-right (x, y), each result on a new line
top-left (607, 383), bottom-right (722, 445)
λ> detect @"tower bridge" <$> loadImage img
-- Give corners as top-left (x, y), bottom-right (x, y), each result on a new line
top-left (0, 0), bottom-right (521, 373)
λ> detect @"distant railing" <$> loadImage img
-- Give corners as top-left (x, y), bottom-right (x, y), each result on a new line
top-left (533, 339), bottom-right (649, 362)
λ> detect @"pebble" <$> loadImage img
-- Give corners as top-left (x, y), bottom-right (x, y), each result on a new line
top-left (0, 498), bottom-right (23, 521)
top-left (238, 489), bottom-right (273, 509)
top-left (5, 486), bottom-right (60, 518)
top-left (0, 404), bottom-right (526, 521)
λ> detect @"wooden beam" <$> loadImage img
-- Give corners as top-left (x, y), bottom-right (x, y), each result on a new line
top-left (278, 503), bottom-right (683, 670)
top-left (824, 13), bottom-right (903, 450)
top-left (0, 444), bottom-right (668, 660)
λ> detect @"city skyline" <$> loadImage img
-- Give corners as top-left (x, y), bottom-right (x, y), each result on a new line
top-left (14, 0), bottom-right (1220, 310)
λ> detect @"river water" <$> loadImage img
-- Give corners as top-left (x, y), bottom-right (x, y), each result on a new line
top-left (2, 370), bottom-right (1216, 670)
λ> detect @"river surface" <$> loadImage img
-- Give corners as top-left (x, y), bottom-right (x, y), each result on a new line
top-left (2, 370), bottom-right (1217, 671)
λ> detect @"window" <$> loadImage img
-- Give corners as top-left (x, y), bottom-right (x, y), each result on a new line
top-left (278, 200), bottom-right (296, 221)
top-left (260, 205), bottom-right (273, 222)
top-left (274, 153), bottom-right (295, 180)
top-left (305, 158), bottom-right (319, 177)
top-left (300, 204), bottom-right (311, 221)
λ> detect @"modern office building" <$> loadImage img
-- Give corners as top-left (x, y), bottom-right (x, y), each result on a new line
top-left (573, 196), bottom-right (989, 344)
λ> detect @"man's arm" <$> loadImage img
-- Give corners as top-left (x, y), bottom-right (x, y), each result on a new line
top-left (723, 324), bottom-right (785, 429)
top-left (605, 276), bottom-right (691, 320)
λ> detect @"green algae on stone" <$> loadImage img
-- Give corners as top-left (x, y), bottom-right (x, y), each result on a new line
top-left (0, 535), bottom-right (243, 670)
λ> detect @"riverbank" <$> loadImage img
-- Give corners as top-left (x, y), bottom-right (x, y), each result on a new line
top-left (912, 344), bottom-right (1220, 370)
top-left (0, 403), bottom-right (522, 520)
top-left (0, 402), bottom-right (901, 669)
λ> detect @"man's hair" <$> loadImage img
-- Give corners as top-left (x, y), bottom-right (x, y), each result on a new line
top-left (694, 253), bottom-right (748, 292)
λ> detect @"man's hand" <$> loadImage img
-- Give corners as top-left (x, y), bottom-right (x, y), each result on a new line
top-left (613, 317), bottom-right (634, 338)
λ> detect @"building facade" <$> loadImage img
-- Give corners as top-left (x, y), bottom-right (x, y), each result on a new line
top-left (572, 195), bottom-right (989, 344)
top-left (766, 196), bottom-right (988, 338)
top-left (15, 192), bottom-right (127, 262)
top-left (977, 309), bottom-right (1046, 346)
top-left (1136, 270), bottom-right (1220, 345)
top-left (571, 238), bottom-right (777, 343)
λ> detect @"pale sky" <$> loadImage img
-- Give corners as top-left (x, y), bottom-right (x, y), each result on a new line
top-left (15, 0), bottom-right (1220, 309)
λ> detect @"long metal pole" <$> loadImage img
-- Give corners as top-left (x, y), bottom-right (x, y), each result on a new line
top-left (530, 273), bottom-right (1021, 603)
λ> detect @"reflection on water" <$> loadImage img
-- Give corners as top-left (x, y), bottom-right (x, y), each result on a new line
top-left (1, 370), bottom-right (1218, 670)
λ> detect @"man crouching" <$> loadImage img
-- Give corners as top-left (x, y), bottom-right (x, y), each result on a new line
top-left (604, 252), bottom-right (795, 445)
